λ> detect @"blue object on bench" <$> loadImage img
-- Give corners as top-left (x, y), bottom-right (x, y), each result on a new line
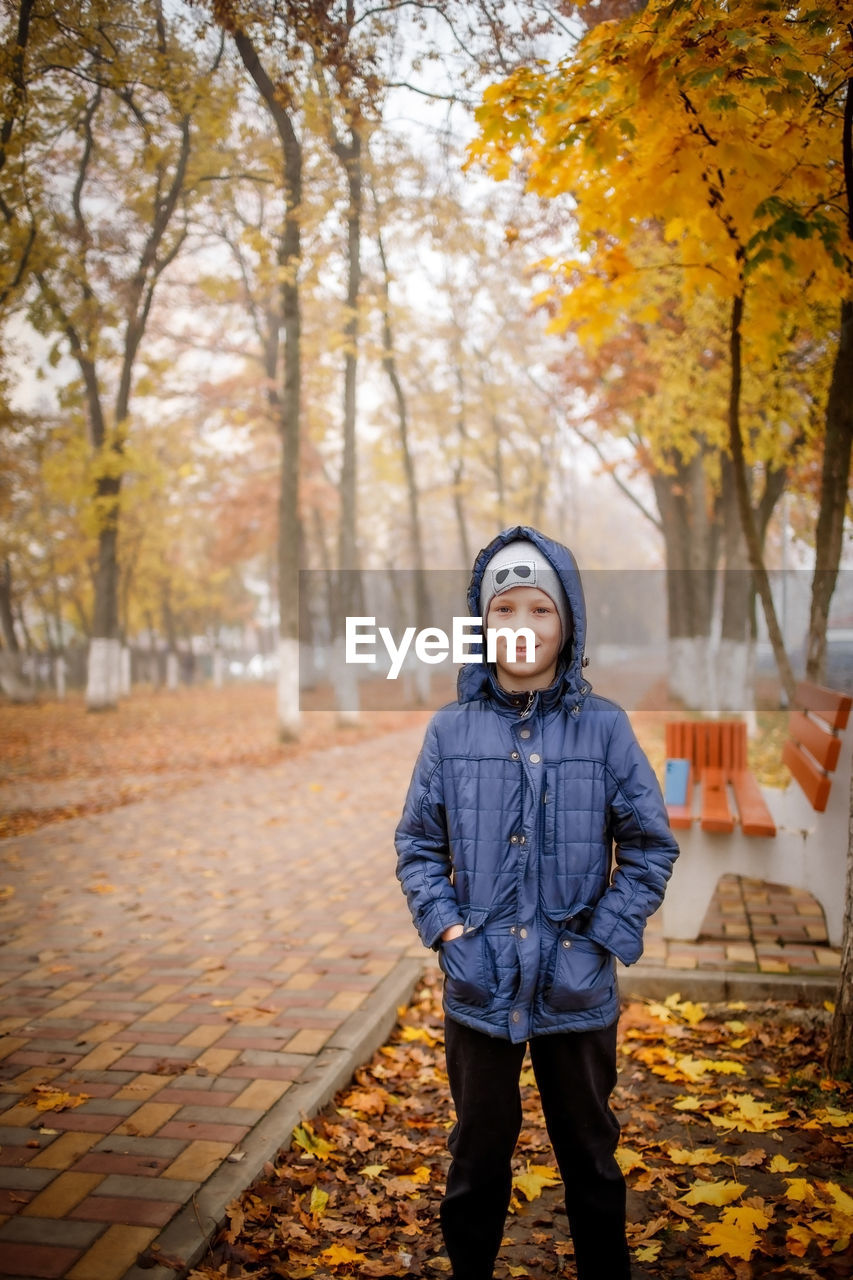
top-left (664, 758), bottom-right (690, 806)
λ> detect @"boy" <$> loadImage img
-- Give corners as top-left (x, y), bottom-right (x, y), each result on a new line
top-left (395, 527), bottom-right (679, 1280)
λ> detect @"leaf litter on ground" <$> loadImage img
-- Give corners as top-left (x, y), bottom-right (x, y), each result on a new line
top-left (188, 970), bottom-right (852, 1280)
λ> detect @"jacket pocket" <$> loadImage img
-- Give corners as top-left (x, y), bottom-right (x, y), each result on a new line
top-left (439, 915), bottom-right (492, 1007)
top-left (545, 931), bottom-right (615, 1013)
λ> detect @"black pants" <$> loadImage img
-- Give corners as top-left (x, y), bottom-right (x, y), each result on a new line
top-left (441, 1016), bottom-right (631, 1280)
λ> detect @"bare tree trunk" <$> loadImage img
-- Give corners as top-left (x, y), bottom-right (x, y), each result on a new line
top-left (718, 458), bottom-right (754, 714)
top-left (652, 455), bottom-right (717, 710)
top-left (726, 292), bottom-right (796, 705)
top-left (827, 749), bottom-right (853, 1078)
top-left (233, 30), bottom-right (303, 741)
top-left (333, 124), bottom-right (363, 725)
top-left (374, 210), bottom-right (431, 639)
top-left (807, 77), bottom-right (853, 684)
top-left (0, 559), bottom-right (19, 654)
top-left (0, 558), bottom-right (31, 702)
top-left (452, 362), bottom-right (472, 568)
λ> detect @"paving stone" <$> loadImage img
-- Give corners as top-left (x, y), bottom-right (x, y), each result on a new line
top-left (91, 1136), bottom-right (186, 1159)
top-left (91, 1174), bottom-right (198, 1202)
top-left (0, 1240), bottom-right (82, 1278)
top-left (160, 1140), bottom-right (235, 1183)
top-left (65, 1224), bottom-right (158, 1280)
top-left (27, 1135), bottom-right (100, 1171)
top-left (20, 1173), bottom-right (105, 1219)
top-left (0, 1167), bottom-right (57, 1191)
top-left (68, 1194), bottom-right (180, 1227)
top-left (0, 1217), bottom-right (104, 1248)
top-left (113, 1102), bottom-right (180, 1138)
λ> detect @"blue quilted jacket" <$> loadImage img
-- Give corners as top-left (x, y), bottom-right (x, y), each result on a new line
top-left (395, 526), bottom-right (679, 1042)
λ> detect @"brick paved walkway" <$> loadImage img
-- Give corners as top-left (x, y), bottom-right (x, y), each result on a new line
top-left (0, 722), bottom-right (841, 1280)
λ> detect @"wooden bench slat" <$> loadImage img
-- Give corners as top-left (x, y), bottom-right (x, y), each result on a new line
top-left (782, 738), bottom-right (831, 812)
top-left (730, 769), bottom-right (777, 837)
top-left (789, 709), bottom-right (842, 773)
top-left (795, 681), bottom-right (852, 732)
top-left (700, 767), bottom-right (735, 833)
top-left (667, 804), bottom-right (693, 830)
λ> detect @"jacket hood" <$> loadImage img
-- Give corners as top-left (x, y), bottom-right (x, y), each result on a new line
top-left (457, 525), bottom-right (591, 710)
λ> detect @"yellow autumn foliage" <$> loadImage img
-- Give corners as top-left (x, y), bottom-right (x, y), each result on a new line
top-left (469, 0), bottom-right (849, 472)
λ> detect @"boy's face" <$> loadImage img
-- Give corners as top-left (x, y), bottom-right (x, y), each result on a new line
top-left (486, 585), bottom-right (565, 692)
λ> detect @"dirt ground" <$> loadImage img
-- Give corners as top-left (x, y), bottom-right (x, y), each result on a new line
top-left (184, 969), bottom-right (852, 1280)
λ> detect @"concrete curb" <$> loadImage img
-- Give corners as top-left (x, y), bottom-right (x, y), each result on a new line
top-left (619, 962), bottom-right (839, 1004)
top-left (120, 956), bottom-right (425, 1280)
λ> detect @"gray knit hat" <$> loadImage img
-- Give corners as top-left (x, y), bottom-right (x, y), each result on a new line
top-left (479, 539), bottom-right (572, 646)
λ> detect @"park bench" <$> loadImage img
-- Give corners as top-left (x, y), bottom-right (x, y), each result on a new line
top-left (659, 681), bottom-right (852, 947)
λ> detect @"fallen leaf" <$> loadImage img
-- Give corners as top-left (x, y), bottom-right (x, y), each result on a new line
top-left (667, 1144), bottom-right (725, 1166)
top-left (615, 1146), bottom-right (647, 1174)
top-left (768, 1153), bottom-right (801, 1172)
top-left (699, 1205), bottom-right (773, 1261)
top-left (680, 1179), bottom-right (746, 1207)
top-left (512, 1163), bottom-right (560, 1202)
top-left (709, 1094), bottom-right (790, 1133)
top-left (320, 1243), bottom-right (368, 1267)
top-left (309, 1185), bottom-right (329, 1218)
top-left (292, 1122), bottom-right (334, 1160)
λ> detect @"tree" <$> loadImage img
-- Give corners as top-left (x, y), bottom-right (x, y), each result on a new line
top-left (210, 1), bottom-right (308, 739)
top-left (469, 0), bottom-right (852, 704)
top-left (807, 72), bottom-right (853, 683)
top-left (9, 0), bottom-right (228, 707)
top-left (828, 748), bottom-right (853, 1077)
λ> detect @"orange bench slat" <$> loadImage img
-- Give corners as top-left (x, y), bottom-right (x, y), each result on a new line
top-left (730, 770), bottom-right (776, 837)
top-left (794, 681), bottom-right (852, 732)
top-left (700, 767), bottom-right (735, 833)
top-left (782, 738), bottom-right (831, 812)
top-left (788, 709), bottom-right (841, 773)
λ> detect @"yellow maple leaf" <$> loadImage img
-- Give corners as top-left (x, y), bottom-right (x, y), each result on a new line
top-left (784, 1178), bottom-right (816, 1205)
top-left (769, 1154), bottom-right (801, 1173)
top-left (803, 1107), bottom-right (853, 1129)
top-left (615, 1146), bottom-right (647, 1174)
top-left (786, 1223), bottom-right (813, 1257)
top-left (675, 1055), bottom-right (745, 1082)
top-left (821, 1179), bottom-right (853, 1247)
top-left (512, 1164), bottom-right (560, 1201)
top-left (680, 1179), bottom-right (746, 1207)
top-left (709, 1094), bottom-right (789, 1133)
top-left (320, 1243), bottom-right (368, 1267)
top-left (309, 1185), bottom-right (329, 1218)
top-left (362, 1164), bottom-right (386, 1179)
top-left (292, 1122), bottom-right (333, 1160)
top-left (398, 1025), bottom-right (440, 1047)
top-left (410, 1165), bottom-right (431, 1184)
top-left (636, 1242), bottom-right (662, 1262)
top-left (667, 1145), bottom-right (724, 1166)
top-left (700, 1205), bottom-right (773, 1261)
